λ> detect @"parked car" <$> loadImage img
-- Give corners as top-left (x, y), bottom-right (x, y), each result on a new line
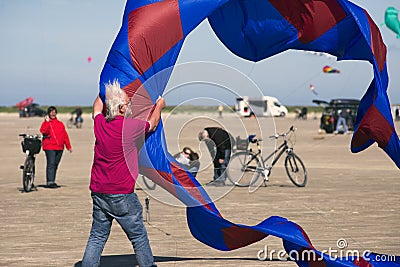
top-left (313, 99), bottom-right (360, 133)
top-left (22, 103), bottom-right (46, 117)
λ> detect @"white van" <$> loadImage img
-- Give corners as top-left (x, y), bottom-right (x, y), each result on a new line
top-left (235, 96), bottom-right (288, 117)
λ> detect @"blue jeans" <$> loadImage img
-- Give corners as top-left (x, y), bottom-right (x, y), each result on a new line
top-left (44, 150), bottom-right (63, 185)
top-left (336, 117), bottom-right (348, 132)
top-left (213, 149), bottom-right (231, 182)
top-left (82, 192), bottom-right (155, 267)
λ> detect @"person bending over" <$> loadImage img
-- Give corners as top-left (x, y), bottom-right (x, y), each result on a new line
top-left (198, 127), bottom-right (234, 186)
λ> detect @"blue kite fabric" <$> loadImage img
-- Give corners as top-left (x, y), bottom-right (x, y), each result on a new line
top-left (99, 0), bottom-right (400, 266)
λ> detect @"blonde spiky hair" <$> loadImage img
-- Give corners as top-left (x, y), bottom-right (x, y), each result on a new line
top-left (105, 80), bottom-right (128, 121)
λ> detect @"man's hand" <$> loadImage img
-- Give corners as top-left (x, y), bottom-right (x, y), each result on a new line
top-left (148, 97), bottom-right (166, 132)
top-left (156, 97), bottom-right (166, 109)
top-left (45, 115), bottom-right (50, 122)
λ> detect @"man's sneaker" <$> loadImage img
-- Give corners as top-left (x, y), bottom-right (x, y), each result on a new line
top-left (207, 180), bottom-right (225, 187)
top-left (214, 180), bottom-right (225, 186)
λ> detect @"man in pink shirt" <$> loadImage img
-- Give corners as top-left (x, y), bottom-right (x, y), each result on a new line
top-left (82, 80), bottom-right (165, 267)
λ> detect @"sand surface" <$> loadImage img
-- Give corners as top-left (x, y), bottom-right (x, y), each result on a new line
top-left (0, 112), bottom-right (398, 266)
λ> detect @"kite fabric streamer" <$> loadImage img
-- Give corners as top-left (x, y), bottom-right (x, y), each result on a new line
top-left (99, 0), bottom-right (400, 266)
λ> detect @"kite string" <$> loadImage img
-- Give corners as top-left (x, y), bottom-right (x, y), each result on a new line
top-left (146, 219), bottom-right (179, 266)
top-left (280, 54), bottom-right (338, 103)
top-left (246, 61), bottom-right (257, 79)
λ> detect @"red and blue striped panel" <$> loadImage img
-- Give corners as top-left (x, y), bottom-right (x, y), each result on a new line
top-left (100, 1), bottom-right (400, 266)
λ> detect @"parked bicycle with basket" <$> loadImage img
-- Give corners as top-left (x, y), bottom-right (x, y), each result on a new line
top-left (19, 134), bottom-right (42, 192)
top-left (227, 126), bottom-right (307, 188)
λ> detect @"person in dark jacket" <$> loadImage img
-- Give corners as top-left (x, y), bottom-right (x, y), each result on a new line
top-left (71, 106), bottom-right (83, 127)
top-left (40, 106), bottom-right (72, 188)
top-left (198, 127), bottom-right (233, 186)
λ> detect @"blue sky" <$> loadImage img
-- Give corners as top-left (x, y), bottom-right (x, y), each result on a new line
top-left (0, 0), bottom-right (399, 107)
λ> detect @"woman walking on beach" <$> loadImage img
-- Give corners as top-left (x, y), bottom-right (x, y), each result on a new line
top-left (40, 106), bottom-right (72, 188)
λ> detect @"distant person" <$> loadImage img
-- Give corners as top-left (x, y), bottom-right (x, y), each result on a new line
top-left (40, 106), bottom-right (72, 188)
top-left (198, 127), bottom-right (234, 186)
top-left (346, 109), bottom-right (354, 130)
top-left (18, 106), bottom-right (24, 118)
top-left (218, 105), bottom-right (223, 118)
top-left (295, 108), bottom-right (301, 119)
top-left (335, 108), bottom-right (350, 134)
top-left (301, 107), bottom-right (308, 120)
top-left (82, 80), bottom-right (165, 267)
top-left (25, 105), bottom-right (31, 117)
top-left (396, 107), bottom-right (400, 121)
top-left (71, 106), bottom-right (83, 127)
top-left (295, 107), bottom-right (307, 120)
top-left (174, 147), bottom-right (200, 177)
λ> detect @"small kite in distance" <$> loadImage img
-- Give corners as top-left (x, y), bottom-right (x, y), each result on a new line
top-left (309, 84), bottom-right (318, 95)
top-left (87, 56), bottom-right (92, 63)
top-left (323, 65), bottom-right (340, 73)
top-left (16, 97), bottom-right (34, 109)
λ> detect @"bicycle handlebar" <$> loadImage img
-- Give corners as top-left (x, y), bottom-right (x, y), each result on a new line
top-left (19, 134), bottom-right (42, 139)
top-left (270, 125), bottom-right (296, 138)
top-left (248, 126), bottom-right (296, 141)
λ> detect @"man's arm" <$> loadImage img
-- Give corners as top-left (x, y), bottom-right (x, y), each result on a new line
top-left (147, 97), bottom-right (166, 131)
top-left (92, 95), bottom-right (103, 119)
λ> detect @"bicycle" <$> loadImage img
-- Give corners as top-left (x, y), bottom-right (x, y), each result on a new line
top-left (227, 126), bottom-right (307, 187)
top-left (19, 134), bottom-right (42, 192)
top-left (67, 114), bottom-right (83, 128)
top-left (140, 175), bottom-right (156, 190)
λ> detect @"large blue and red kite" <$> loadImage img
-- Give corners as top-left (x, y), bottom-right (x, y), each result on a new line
top-left (99, 0), bottom-right (400, 266)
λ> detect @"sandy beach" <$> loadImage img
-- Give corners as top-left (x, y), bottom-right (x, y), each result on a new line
top-left (0, 112), bottom-right (398, 267)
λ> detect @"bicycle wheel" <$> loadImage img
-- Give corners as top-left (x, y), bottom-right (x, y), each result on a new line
top-left (66, 119), bottom-right (73, 129)
top-left (227, 151), bottom-right (261, 187)
top-left (23, 156), bottom-right (35, 192)
top-left (285, 153), bottom-right (307, 187)
top-left (142, 175), bottom-right (156, 190)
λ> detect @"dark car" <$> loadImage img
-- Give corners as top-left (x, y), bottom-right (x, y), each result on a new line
top-left (313, 99), bottom-right (360, 133)
top-left (23, 103), bottom-right (46, 117)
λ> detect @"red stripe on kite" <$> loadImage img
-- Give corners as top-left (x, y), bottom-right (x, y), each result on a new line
top-left (353, 257), bottom-right (373, 267)
top-left (298, 248), bottom-right (327, 266)
top-left (270, 0), bottom-right (347, 44)
top-left (128, 0), bottom-right (184, 75)
top-left (363, 10), bottom-right (387, 72)
top-left (171, 162), bottom-right (219, 214)
top-left (123, 78), bottom-right (155, 121)
top-left (352, 104), bottom-right (393, 149)
top-left (221, 225), bottom-right (266, 250)
top-left (140, 166), bottom-right (177, 198)
top-left (123, 78), bottom-right (144, 98)
top-left (296, 224), bottom-right (316, 250)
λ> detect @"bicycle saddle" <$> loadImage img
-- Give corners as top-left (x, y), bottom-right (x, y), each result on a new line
top-left (248, 134), bottom-right (257, 143)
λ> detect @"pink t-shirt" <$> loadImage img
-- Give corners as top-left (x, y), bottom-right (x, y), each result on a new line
top-left (90, 114), bottom-right (149, 194)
